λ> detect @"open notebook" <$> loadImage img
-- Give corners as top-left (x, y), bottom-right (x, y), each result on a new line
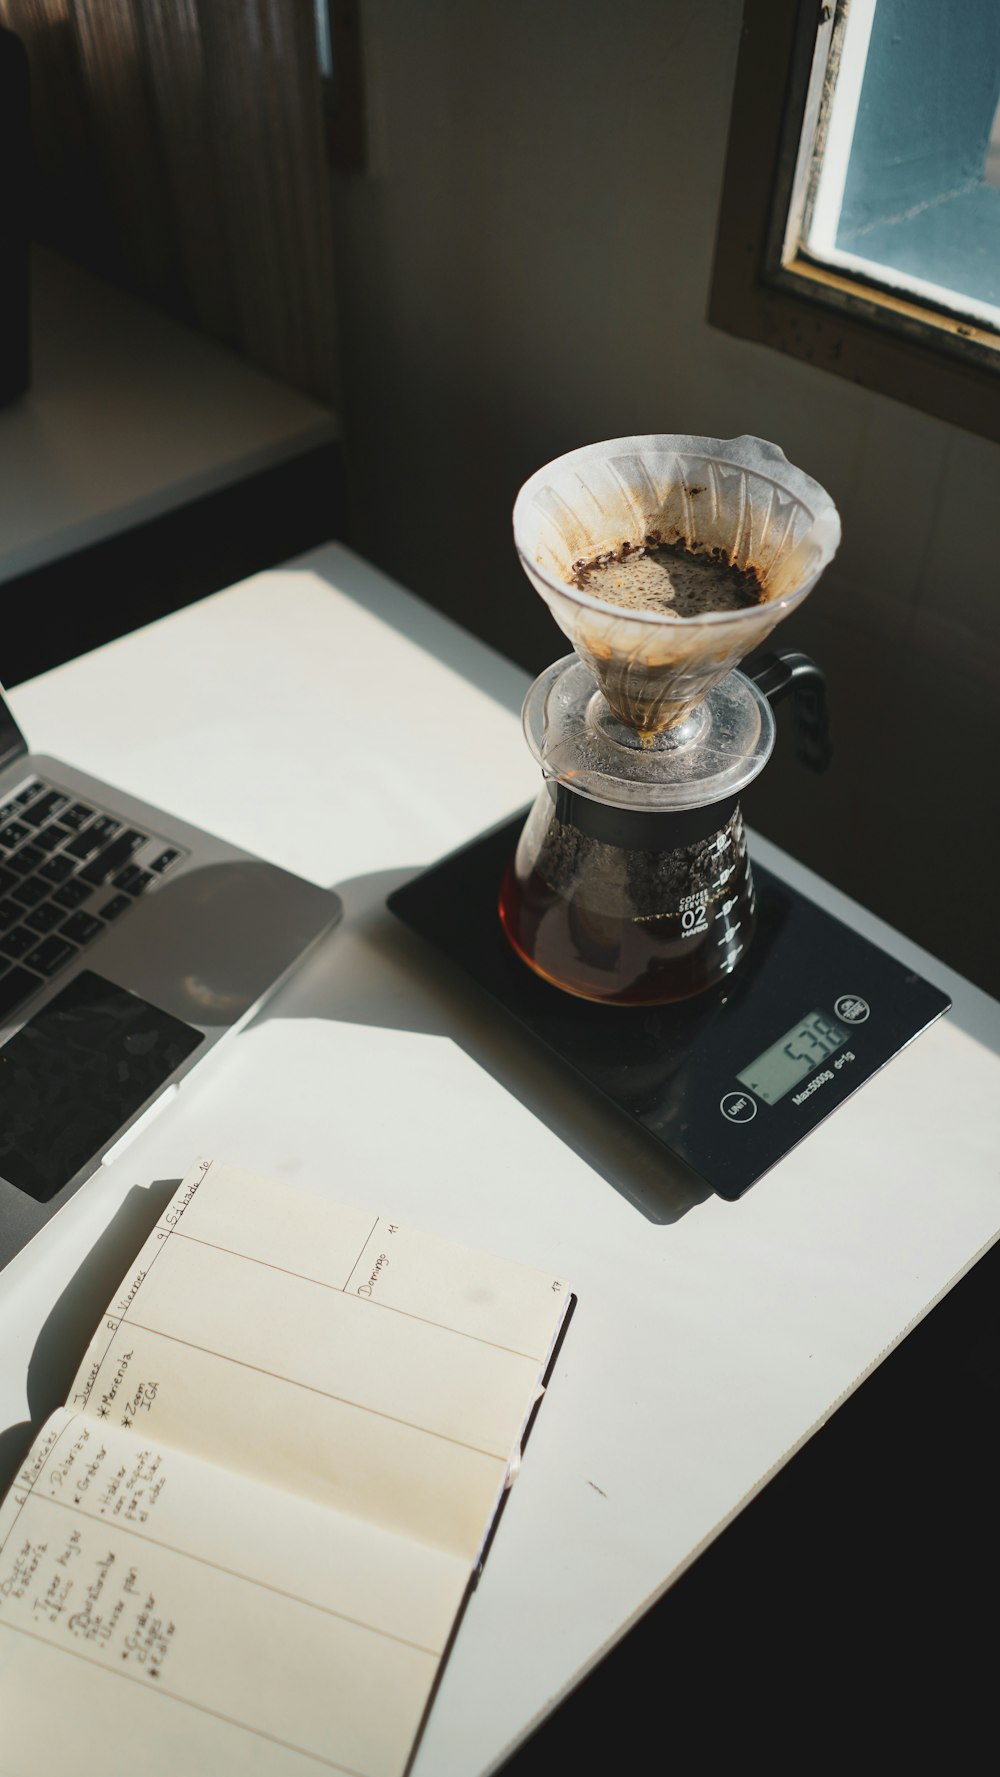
top-left (0, 1158), bottom-right (574, 1776)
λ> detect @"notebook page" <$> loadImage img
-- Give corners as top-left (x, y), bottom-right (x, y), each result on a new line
top-left (0, 1408), bottom-right (469, 1777)
top-left (66, 1159), bottom-right (572, 1559)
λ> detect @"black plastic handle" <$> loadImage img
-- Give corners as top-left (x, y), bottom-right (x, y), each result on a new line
top-left (743, 647), bottom-right (832, 773)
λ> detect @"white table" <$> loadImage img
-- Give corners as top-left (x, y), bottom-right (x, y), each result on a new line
top-left (2, 543), bottom-right (998, 1774)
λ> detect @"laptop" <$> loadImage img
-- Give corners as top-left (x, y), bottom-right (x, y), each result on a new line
top-left (0, 684), bottom-right (341, 1273)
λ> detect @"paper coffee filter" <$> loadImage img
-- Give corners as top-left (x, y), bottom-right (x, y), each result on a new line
top-left (513, 434), bottom-right (840, 736)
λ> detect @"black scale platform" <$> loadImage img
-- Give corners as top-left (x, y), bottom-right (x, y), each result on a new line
top-left (387, 809), bottom-right (951, 1199)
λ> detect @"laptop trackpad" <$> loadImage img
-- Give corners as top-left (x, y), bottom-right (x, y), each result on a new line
top-left (0, 971), bottom-right (202, 1203)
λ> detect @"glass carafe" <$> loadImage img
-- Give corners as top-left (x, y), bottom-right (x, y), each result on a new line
top-left (500, 785), bottom-right (756, 1005)
top-left (499, 654), bottom-right (778, 1004)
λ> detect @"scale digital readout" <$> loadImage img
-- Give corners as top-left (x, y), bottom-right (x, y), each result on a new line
top-left (388, 811), bottom-right (952, 1201)
top-left (736, 1009), bottom-right (851, 1106)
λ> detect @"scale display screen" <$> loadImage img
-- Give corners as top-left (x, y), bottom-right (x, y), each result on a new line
top-left (736, 1009), bottom-right (849, 1106)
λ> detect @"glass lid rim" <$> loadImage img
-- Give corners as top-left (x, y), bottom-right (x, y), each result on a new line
top-left (522, 657), bottom-right (777, 813)
top-left (533, 768), bottom-right (766, 814)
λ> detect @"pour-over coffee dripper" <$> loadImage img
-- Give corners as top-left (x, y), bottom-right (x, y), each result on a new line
top-left (499, 434), bottom-right (841, 1005)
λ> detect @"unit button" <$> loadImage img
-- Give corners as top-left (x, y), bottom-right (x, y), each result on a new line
top-left (835, 994), bottom-right (870, 1024)
top-left (720, 1091), bottom-right (757, 1124)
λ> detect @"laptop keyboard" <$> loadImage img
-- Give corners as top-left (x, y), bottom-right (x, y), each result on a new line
top-left (0, 777), bottom-right (182, 1024)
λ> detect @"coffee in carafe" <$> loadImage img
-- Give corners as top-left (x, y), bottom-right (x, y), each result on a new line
top-left (499, 789), bottom-right (755, 1006)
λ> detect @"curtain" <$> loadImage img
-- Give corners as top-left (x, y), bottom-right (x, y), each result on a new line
top-left (0, 0), bottom-right (339, 403)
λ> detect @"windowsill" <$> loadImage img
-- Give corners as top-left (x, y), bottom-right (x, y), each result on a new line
top-left (817, 183), bottom-right (1000, 328)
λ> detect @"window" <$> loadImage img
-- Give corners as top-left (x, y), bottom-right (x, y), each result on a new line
top-left (710, 0), bottom-right (1000, 441)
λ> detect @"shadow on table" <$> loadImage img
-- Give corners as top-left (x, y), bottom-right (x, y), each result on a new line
top-left (271, 861), bottom-right (712, 1228)
top-left (0, 1178), bottom-right (180, 1495)
top-left (0, 853), bottom-right (705, 1489)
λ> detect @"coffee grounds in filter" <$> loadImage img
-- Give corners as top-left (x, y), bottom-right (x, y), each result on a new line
top-left (569, 535), bottom-right (764, 618)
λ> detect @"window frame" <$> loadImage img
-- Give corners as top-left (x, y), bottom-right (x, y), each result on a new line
top-left (709, 0), bottom-right (1000, 443)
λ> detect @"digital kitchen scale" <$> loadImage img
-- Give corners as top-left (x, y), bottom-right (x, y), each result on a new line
top-left (387, 810), bottom-right (952, 1199)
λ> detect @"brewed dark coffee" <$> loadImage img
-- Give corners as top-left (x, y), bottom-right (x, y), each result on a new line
top-left (498, 795), bottom-right (756, 1005)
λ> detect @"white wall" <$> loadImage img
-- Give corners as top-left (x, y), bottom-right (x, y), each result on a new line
top-left (328, 0), bottom-right (998, 993)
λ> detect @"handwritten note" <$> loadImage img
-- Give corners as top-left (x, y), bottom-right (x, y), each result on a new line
top-left (0, 1159), bottom-right (572, 1775)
